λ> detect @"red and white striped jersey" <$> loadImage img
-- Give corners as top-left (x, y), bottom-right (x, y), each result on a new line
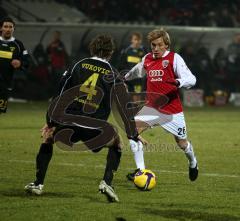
top-left (125, 51), bottom-right (196, 114)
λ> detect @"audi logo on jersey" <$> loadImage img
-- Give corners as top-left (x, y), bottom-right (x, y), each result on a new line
top-left (149, 70), bottom-right (164, 77)
top-left (149, 70), bottom-right (164, 82)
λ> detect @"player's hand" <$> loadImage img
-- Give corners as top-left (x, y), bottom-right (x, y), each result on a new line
top-left (137, 135), bottom-right (148, 145)
top-left (40, 124), bottom-right (55, 141)
top-left (11, 59), bottom-right (21, 69)
top-left (165, 79), bottom-right (180, 87)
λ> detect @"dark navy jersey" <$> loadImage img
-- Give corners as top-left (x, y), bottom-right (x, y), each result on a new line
top-left (48, 56), bottom-right (139, 139)
top-left (51, 57), bottom-right (117, 122)
top-left (119, 45), bottom-right (146, 71)
top-left (0, 36), bottom-right (29, 88)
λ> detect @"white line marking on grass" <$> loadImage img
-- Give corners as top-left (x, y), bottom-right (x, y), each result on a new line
top-left (6, 159), bottom-right (240, 179)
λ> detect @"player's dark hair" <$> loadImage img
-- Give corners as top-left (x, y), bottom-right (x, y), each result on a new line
top-left (147, 29), bottom-right (171, 49)
top-left (89, 34), bottom-right (115, 60)
top-left (130, 32), bottom-right (142, 40)
top-left (0, 17), bottom-right (15, 27)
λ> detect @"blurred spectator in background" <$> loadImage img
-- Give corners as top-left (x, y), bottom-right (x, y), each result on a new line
top-left (74, 0), bottom-right (240, 27)
top-left (0, 0), bottom-right (8, 20)
top-left (32, 43), bottom-right (49, 86)
top-left (194, 46), bottom-right (214, 95)
top-left (212, 48), bottom-right (228, 91)
top-left (47, 31), bottom-right (69, 95)
top-left (206, 11), bottom-right (218, 27)
top-left (226, 33), bottom-right (240, 92)
top-left (217, 8), bottom-right (234, 27)
top-left (118, 32), bottom-right (147, 94)
top-left (0, 7), bottom-right (8, 21)
top-left (179, 41), bottom-right (197, 73)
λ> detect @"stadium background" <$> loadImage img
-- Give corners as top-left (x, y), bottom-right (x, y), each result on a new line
top-left (0, 1), bottom-right (240, 221)
top-left (1, 0), bottom-right (240, 102)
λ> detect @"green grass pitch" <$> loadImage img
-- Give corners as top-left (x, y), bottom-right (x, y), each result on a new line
top-left (0, 102), bottom-right (240, 221)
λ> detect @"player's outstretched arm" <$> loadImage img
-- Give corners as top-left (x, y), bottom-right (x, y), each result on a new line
top-left (124, 57), bottom-right (146, 81)
top-left (173, 53), bottom-right (196, 89)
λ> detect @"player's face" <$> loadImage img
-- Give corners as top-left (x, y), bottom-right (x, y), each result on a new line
top-left (131, 35), bottom-right (142, 48)
top-left (1, 22), bottom-right (14, 40)
top-left (150, 37), bottom-right (168, 59)
top-left (53, 32), bottom-right (61, 41)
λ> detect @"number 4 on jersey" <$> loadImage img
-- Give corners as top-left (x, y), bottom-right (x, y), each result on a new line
top-left (80, 73), bottom-right (99, 100)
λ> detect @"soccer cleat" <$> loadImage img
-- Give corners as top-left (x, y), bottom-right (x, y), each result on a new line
top-left (24, 182), bottom-right (44, 195)
top-left (99, 180), bottom-right (119, 202)
top-left (189, 164), bottom-right (199, 181)
top-left (126, 168), bottom-right (140, 181)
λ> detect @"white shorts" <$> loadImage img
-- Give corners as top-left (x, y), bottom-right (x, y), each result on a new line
top-left (135, 106), bottom-right (187, 139)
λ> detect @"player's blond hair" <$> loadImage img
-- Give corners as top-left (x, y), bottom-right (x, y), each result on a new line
top-left (147, 29), bottom-right (171, 49)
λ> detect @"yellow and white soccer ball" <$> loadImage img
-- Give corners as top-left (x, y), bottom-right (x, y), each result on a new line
top-left (134, 169), bottom-right (156, 191)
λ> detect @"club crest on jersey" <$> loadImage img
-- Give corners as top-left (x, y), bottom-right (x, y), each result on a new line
top-left (10, 47), bottom-right (15, 52)
top-left (162, 60), bottom-right (169, 68)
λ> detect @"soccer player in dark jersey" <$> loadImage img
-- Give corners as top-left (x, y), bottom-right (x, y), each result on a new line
top-left (119, 32), bottom-right (147, 93)
top-left (25, 34), bottom-right (141, 202)
top-left (0, 17), bottom-right (29, 113)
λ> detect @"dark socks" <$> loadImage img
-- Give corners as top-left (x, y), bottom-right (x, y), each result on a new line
top-left (35, 143), bottom-right (53, 185)
top-left (103, 146), bottom-right (122, 186)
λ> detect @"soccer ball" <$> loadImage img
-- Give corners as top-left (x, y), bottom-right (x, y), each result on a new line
top-left (134, 169), bottom-right (156, 191)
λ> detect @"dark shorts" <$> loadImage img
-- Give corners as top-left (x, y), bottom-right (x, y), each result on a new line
top-left (0, 87), bottom-right (9, 113)
top-left (53, 125), bottom-right (103, 152)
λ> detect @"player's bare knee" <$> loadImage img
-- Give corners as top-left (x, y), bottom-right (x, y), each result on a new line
top-left (175, 138), bottom-right (188, 150)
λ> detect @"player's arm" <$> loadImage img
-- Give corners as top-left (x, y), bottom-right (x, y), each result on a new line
top-left (13, 40), bottom-right (30, 70)
top-left (171, 53), bottom-right (196, 89)
top-left (53, 61), bottom-right (80, 97)
top-left (112, 82), bottom-right (147, 152)
top-left (46, 66), bottom-right (75, 127)
top-left (20, 44), bottom-right (30, 70)
top-left (111, 80), bottom-right (140, 140)
top-left (124, 56), bottom-right (146, 81)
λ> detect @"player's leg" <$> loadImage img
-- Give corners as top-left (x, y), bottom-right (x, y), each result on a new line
top-left (126, 120), bottom-right (149, 181)
top-left (103, 136), bottom-right (122, 186)
top-left (25, 124), bottom-right (56, 195)
top-left (127, 105), bottom-right (158, 180)
top-left (72, 126), bottom-right (121, 202)
top-left (0, 86), bottom-right (9, 114)
top-left (159, 111), bottom-right (199, 181)
top-left (99, 136), bottom-right (122, 202)
top-left (0, 99), bottom-right (8, 114)
top-left (24, 142), bottom-right (53, 195)
top-left (131, 120), bottom-right (148, 168)
top-left (174, 136), bottom-right (198, 181)
top-left (127, 105), bottom-right (165, 180)
top-left (130, 105), bottom-right (165, 170)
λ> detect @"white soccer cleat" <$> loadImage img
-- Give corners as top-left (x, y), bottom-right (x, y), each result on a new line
top-left (24, 183), bottom-right (44, 195)
top-left (99, 180), bottom-right (119, 202)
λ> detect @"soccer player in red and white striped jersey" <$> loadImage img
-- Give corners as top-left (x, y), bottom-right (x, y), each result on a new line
top-left (125, 29), bottom-right (198, 181)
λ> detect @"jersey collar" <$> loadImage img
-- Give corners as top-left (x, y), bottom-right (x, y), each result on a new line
top-left (162, 50), bottom-right (170, 57)
top-left (0, 36), bottom-right (15, 42)
top-left (152, 50), bottom-right (170, 59)
top-left (91, 56), bottom-right (109, 64)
